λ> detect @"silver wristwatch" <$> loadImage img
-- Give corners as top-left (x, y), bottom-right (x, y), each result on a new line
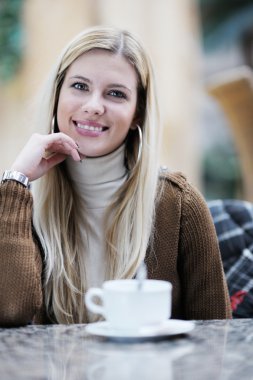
top-left (1, 170), bottom-right (30, 188)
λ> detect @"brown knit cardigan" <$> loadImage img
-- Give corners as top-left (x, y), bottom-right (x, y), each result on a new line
top-left (0, 171), bottom-right (232, 326)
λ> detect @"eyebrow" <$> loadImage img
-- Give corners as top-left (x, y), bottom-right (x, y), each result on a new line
top-left (69, 75), bottom-right (132, 93)
top-left (108, 84), bottom-right (132, 93)
top-left (70, 75), bottom-right (91, 83)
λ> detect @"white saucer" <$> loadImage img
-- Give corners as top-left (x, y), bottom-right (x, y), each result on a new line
top-left (85, 319), bottom-right (195, 340)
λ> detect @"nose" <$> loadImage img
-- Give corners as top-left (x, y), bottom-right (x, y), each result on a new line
top-left (81, 94), bottom-right (105, 116)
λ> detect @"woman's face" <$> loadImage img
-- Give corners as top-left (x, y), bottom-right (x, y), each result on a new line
top-left (57, 49), bottom-right (138, 157)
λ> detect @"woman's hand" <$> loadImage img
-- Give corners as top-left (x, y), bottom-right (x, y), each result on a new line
top-left (11, 133), bottom-right (81, 181)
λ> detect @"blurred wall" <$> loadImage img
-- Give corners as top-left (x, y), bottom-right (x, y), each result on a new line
top-left (0, 0), bottom-right (202, 188)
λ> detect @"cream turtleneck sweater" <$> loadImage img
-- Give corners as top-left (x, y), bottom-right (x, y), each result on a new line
top-left (66, 144), bottom-right (128, 289)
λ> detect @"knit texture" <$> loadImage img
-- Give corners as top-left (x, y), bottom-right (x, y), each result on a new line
top-left (0, 172), bottom-right (231, 326)
top-left (0, 181), bottom-right (43, 326)
top-left (147, 172), bottom-right (231, 319)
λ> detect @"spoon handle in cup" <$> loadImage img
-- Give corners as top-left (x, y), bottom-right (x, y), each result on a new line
top-left (136, 261), bottom-right (147, 290)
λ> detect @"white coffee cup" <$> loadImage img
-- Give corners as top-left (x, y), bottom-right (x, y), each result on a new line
top-left (85, 279), bottom-right (172, 330)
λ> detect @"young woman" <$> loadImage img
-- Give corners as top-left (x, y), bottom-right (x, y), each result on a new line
top-left (0, 26), bottom-right (231, 326)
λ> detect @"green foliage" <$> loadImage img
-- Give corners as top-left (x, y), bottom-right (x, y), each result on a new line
top-left (0, 0), bottom-right (24, 82)
top-left (198, 0), bottom-right (253, 37)
top-left (202, 144), bottom-right (242, 200)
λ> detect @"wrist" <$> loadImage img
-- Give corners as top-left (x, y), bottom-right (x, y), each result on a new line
top-left (1, 170), bottom-right (30, 188)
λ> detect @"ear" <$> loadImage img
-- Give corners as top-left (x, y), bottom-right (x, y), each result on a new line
top-left (130, 115), bottom-right (142, 130)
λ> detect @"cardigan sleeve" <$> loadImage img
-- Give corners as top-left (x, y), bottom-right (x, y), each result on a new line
top-left (178, 179), bottom-right (232, 319)
top-left (0, 181), bottom-right (43, 326)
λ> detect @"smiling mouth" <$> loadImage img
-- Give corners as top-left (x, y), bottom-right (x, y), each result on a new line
top-left (75, 122), bottom-right (109, 132)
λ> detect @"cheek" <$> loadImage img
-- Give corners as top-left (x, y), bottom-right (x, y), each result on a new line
top-left (57, 94), bottom-right (66, 118)
top-left (120, 103), bottom-right (137, 125)
top-left (57, 97), bottom-right (76, 122)
top-left (125, 109), bottom-right (137, 129)
top-left (58, 97), bottom-right (71, 112)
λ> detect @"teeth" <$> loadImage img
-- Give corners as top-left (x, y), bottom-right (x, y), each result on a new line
top-left (77, 123), bottom-right (103, 132)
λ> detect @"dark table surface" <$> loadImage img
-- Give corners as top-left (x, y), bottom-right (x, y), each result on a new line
top-left (1, 318), bottom-right (253, 380)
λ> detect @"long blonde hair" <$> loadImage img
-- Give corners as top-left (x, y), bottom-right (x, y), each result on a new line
top-left (32, 26), bottom-right (161, 323)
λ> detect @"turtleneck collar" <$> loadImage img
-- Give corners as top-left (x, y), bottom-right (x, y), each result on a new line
top-left (66, 144), bottom-right (128, 209)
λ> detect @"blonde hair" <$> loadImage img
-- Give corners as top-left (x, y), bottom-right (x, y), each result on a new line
top-left (32, 26), bottom-right (161, 323)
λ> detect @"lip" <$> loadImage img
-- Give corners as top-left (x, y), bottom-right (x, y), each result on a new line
top-left (73, 119), bottom-right (108, 137)
top-left (74, 119), bottom-right (106, 129)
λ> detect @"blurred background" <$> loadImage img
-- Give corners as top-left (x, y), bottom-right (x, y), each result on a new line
top-left (0, 0), bottom-right (253, 201)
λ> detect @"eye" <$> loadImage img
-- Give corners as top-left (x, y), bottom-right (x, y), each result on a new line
top-left (71, 82), bottom-right (89, 91)
top-left (108, 90), bottom-right (127, 99)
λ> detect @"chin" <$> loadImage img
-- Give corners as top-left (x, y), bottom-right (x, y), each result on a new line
top-left (80, 150), bottom-right (105, 158)
top-left (80, 146), bottom-right (115, 158)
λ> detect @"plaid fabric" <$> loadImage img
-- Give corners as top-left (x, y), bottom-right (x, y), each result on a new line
top-left (208, 199), bottom-right (253, 317)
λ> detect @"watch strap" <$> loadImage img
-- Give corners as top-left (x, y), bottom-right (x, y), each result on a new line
top-left (1, 170), bottom-right (30, 188)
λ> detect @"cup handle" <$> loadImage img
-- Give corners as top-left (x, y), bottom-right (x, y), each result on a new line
top-left (85, 288), bottom-right (105, 317)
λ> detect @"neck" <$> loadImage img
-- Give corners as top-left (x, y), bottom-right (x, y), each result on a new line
top-left (65, 144), bottom-right (128, 208)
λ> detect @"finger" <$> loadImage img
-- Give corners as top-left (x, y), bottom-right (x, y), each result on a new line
top-left (45, 141), bottom-right (79, 158)
top-left (44, 133), bottom-right (78, 151)
top-left (62, 141), bottom-right (80, 156)
top-left (45, 144), bottom-right (80, 162)
top-left (45, 153), bottom-right (67, 170)
top-left (70, 149), bottom-right (81, 161)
